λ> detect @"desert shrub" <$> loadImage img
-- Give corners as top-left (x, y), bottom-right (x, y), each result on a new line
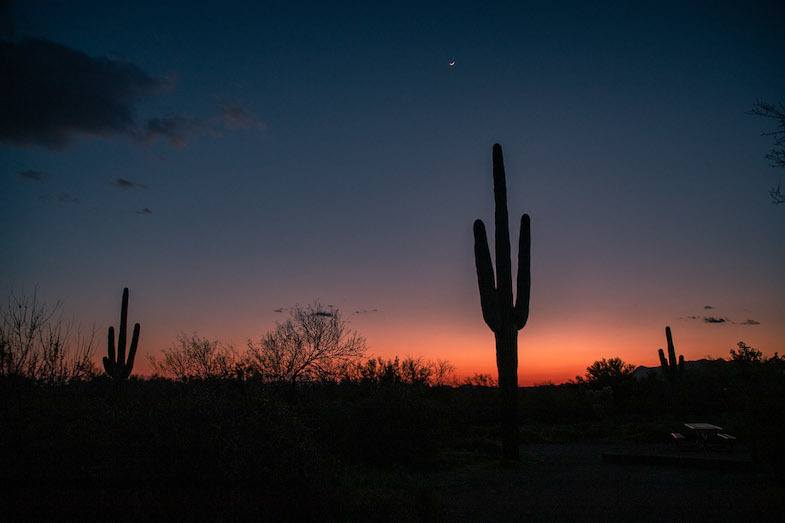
top-left (350, 356), bottom-right (454, 387)
top-left (295, 382), bottom-right (449, 468)
top-left (574, 357), bottom-right (636, 391)
top-left (521, 383), bottom-right (594, 423)
top-left (245, 302), bottom-right (366, 384)
top-left (729, 341), bottom-right (763, 364)
top-left (148, 334), bottom-right (238, 380)
top-left (583, 357), bottom-right (636, 387)
top-left (0, 379), bottom-right (340, 519)
top-left (462, 373), bottom-right (497, 387)
top-left (348, 387), bottom-right (446, 466)
top-left (0, 292), bottom-right (96, 384)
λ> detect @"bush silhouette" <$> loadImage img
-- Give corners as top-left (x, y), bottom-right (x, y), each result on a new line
top-left (575, 357), bottom-right (635, 390)
top-left (730, 341), bottom-right (763, 364)
top-left (245, 302), bottom-right (366, 385)
top-left (0, 291), bottom-right (96, 383)
top-left (351, 356), bottom-right (454, 386)
top-left (148, 333), bottom-right (238, 380)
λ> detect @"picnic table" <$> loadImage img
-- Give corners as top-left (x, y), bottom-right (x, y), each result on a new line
top-left (683, 423), bottom-right (723, 450)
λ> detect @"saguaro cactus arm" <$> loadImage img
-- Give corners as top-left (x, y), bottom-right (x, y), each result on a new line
top-left (106, 326), bottom-right (116, 376)
top-left (103, 287), bottom-right (140, 380)
top-left (514, 214), bottom-right (531, 329)
top-left (473, 220), bottom-right (499, 331)
top-left (657, 347), bottom-right (669, 372)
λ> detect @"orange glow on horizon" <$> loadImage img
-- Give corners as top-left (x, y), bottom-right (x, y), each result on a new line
top-left (130, 307), bottom-right (785, 386)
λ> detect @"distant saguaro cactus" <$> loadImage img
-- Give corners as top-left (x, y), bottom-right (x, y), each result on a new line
top-left (473, 143), bottom-right (531, 462)
top-left (103, 287), bottom-right (140, 380)
top-left (657, 326), bottom-right (684, 383)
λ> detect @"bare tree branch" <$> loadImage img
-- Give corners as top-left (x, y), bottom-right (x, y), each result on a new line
top-left (245, 301), bottom-right (366, 384)
top-left (148, 333), bottom-right (238, 380)
top-left (749, 99), bottom-right (785, 204)
top-left (0, 291), bottom-right (97, 383)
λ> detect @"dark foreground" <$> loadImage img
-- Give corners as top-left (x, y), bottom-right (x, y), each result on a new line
top-left (2, 367), bottom-right (783, 521)
top-left (439, 444), bottom-right (782, 521)
top-left (4, 442), bottom-right (783, 521)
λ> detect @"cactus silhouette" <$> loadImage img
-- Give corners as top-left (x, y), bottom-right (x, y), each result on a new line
top-left (103, 287), bottom-right (140, 380)
top-left (473, 143), bottom-right (531, 462)
top-left (657, 326), bottom-right (684, 383)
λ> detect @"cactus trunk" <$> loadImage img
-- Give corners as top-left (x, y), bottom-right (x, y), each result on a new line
top-left (496, 327), bottom-right (519, 461)
top-left (473, 143), bottom-right (531, 462)
top-left (657, 326), bottom-right (685, 383)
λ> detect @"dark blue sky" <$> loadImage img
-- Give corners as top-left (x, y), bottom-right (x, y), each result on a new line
top-left (2, 1), bottom-right (784, 381)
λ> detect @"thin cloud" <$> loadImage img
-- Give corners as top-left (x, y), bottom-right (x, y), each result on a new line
top-left (135, 207), bottom-right (152, 215)
top-left (141, 106), bottom-right (264, 146)
top-left (142, 115), bottom-right (201, 147)
top-left (739, 319), bottom-right (760, 325)
top-left (18, 169), bottom-right (47, 182)
top-left (219, 103), bottom-right (265, 131)
top-left (353, 308), bottom-right (380, 315)
top-left (703, 305), bottom-right (715, 310)
top-left (273, 308), bottom-right (288, 313)
top-left (114, 178), bottom-right (147, 190)
top-left (56, 192), bottom-right (79, 204)
top-left (703, 316), bottom-right (728, 324)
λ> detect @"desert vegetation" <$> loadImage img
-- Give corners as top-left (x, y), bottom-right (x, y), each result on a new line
top-left (3, 142), bottom-right (783, 519)
top-left (658, 326), bottom-right (685, 383)
top-left (0, 291), bottom-right (96, 384)
top-left (103, 288), bottom-right (140, 381)
top-left (2, 287), bottom-right (783, 519)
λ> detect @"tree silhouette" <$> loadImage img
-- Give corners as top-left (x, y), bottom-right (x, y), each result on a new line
top-left (245, 301), bottom-right (366, 385)
top-left (0, 291), bottom-right (96, 383)
top-left (749, 100), bottom-right (785, 204)
top-left (576, 357), bottom-right (635, 389)
top-left (148, 333), bottom-right (238, 380)
top-left (473, 143), bottom-right (531, 462)
top-left (729, 341), bottom-right (763, 364)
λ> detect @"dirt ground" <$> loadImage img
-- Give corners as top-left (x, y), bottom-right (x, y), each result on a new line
top-left (432, 443), bottom-right (785, 522)
top-left (4, 443), bottom-right (784, 521)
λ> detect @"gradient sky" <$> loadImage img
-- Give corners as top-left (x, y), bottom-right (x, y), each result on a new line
top-left (2, 1), bottom-right (784, 384)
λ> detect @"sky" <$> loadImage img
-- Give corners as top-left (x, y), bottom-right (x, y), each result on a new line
top-left (2, 0), bottom-right (784, 384)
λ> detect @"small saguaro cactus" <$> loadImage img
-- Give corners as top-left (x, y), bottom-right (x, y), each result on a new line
top-left (657, 326), bottom-right (684, 383)
top-left (473, 143), bottom-right (531, 462)
top-left (103, 287), bottom-right (140, 380)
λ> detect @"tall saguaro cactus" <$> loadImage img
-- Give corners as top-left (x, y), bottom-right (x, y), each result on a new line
top-left (473, 143), bottom-right (531, 462)
top-left (657, 326), bottom-right (684, 383)
top-left (103, 287), bottom-right (140, 381)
